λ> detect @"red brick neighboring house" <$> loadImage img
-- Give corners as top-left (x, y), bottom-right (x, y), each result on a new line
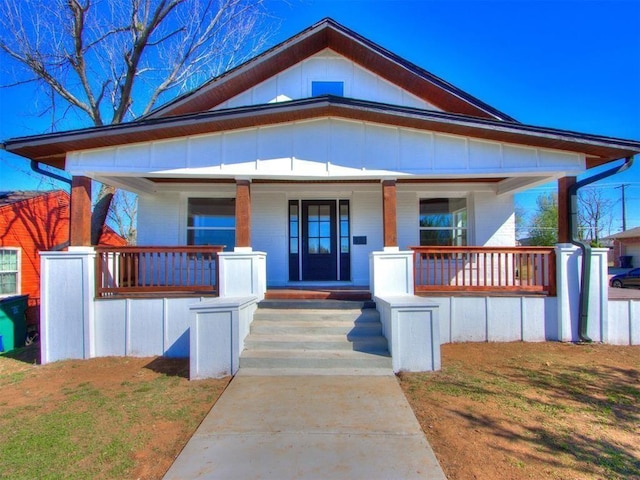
top-left (0, 190), bottom-right (126, 328)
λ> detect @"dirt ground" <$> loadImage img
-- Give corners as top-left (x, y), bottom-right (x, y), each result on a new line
top-left (399, 342), bottom-right (640, 480)
top-left (1, 343), bottom-right (638, 479)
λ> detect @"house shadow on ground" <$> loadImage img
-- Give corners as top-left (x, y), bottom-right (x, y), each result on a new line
top-left (144, 356), bottom-right (190, 379)
top-left (0, 343), bottom-right (40, 365)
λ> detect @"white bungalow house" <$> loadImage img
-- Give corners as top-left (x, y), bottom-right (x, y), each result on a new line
top-left (4, 19), bottom-right (640, 375)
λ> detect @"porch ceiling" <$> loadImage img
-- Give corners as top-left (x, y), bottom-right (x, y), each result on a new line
top-left (94, 174), bottom-right (548, 198)
top-left (4, 96), bottom-right (640, 171)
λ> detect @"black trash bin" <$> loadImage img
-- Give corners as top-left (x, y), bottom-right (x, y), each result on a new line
top-left (619, 256), bottom-right (633, 268)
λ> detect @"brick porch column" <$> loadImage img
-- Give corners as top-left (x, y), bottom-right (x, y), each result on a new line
top-left (70, 176), bottom-right (92, 246)
top-left (235, 179), bottom-right (251, 249)
top-left (382, 179), bottom-right (398, 248)
top-left (558, 176), bottom-right (576, 243)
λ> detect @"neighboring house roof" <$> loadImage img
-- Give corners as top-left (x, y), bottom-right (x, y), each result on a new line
top-left (4, 96), bottom-right (640, 171)
top-left (145, 18), bottom-right (516, 122)
top-left (605, 226), bottom-right (640, 241)
top-left (0, 191), bottom-right (51, 207)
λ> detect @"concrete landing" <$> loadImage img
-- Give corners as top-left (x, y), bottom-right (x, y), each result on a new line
top-left (163, 375), bottom-right (446, 479)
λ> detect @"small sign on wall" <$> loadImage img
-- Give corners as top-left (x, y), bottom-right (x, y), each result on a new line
top-left (353, 236), bottom-right (367, 245)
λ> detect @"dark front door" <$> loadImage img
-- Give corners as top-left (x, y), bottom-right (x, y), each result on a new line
top-left (302, 200), bottom-right (337, 281)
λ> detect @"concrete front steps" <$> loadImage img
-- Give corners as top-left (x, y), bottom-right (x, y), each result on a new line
top-left (239, 300), bottom-right (393, 376)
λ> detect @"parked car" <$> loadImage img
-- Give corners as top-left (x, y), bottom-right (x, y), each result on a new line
top-left (609, 268), bottom-right (640, 288)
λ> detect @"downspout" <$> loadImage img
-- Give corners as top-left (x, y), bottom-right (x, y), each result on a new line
top-left (568, 155), bottom-right (634, 342)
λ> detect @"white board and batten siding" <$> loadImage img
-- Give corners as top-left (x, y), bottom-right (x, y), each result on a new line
top-left (93, 297), bottom-right (201, 357)
top-left (214, 49), bottom-right (438, 111)
top-left (426, 295), bottom-right (559, 344)
top-left (66, 119), bottom-right (585, 181)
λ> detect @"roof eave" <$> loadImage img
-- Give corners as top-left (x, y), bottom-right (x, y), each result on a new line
top-left (4, 97), bottom-right (639, 169)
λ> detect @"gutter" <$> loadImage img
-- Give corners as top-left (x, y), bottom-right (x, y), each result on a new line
top-left (30, 160), bottom-right (72, 186)
top-left (568, 155), bottom-right (634, 341)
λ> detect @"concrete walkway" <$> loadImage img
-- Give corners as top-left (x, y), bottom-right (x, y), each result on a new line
top-left (163, 373), bottom-right (447, 479)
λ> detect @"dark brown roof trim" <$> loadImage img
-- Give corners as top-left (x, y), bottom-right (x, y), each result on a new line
top-left (4, 96), bottom-right (640, 169)
top-left (143, 18), bottom-right (515, 122)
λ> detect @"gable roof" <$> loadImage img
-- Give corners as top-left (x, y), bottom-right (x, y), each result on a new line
top-left (4, 96), bottom-right (640, 170)
top-left (145, 18), bottom-right (516, 122)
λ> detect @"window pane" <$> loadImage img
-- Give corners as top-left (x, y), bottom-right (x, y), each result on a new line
top-left (340, 220), bottom-right (349, 236)
top-left (290, 220), bottom-right (298, 237)
top-left (188, 230), bottom-right (235, 251)
top-left (420, 229), bottom-right (467, 246)
top-left (188, 198), bottom-right (235, 228)
top-left (289, 204), bottom-right (298, 221)
top-left (319, 221), bottom-right (330, 237)
top-left (0, 273), bottom-right (17, 295)
top-left (290, 238), bottom-right (299, 254)
top-left (419, 198), bottom-right (467, 246)
top-left (0, 250), bottom-right (17, 272)
top-left (312, 81), bottom-right (344, 96)
top-left (319, 205), bottom-right (330, 221)
top-left (308, 238), bottom-right (319, 254)
top-left (340, 204), bottom-right (348, 219)
top-left (419, 198), bottom-right (467, 228)
top-left (319, 238), bottom-right (331, 254)
top-left (308, 220), bottom-right (320, 237)
top-left (308, 205), bottom-right (319, 218)
top-left (341, 237), bottom-right (349, 253)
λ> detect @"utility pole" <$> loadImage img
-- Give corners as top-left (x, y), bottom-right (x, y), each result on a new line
top-left (615, 184), bottom-right (629, 231)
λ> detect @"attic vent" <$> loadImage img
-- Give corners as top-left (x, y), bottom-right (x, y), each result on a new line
top-left (312, 81), bottom-right (344, 97)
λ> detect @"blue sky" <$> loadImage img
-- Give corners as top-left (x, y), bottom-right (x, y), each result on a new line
top-left (2, 0), bottom-right (639, 230)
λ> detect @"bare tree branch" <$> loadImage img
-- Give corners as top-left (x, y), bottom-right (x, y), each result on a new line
top-left (0, 0), bottom-right (282, 244)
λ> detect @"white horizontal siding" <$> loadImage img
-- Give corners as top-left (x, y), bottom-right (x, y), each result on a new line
top-left (351, 190), bottom-right (383, 285)
top-left (251, 190), bottom-right (288, 285)
top-left (216, 49), bottom-right (436, 110)
top-left (137, 193), bottom-right (182, 246)
top-left (472, 191), bottom-right (515, 246)
top-left (397, 190), bottom-right (419, 249)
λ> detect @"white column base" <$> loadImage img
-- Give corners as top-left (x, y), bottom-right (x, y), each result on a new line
top-left (40, 250), bottom-right (96, 363)
top-left (218, 251), bottom-right (267, 300)
top-left (369, 250), bottom-right (414, 297)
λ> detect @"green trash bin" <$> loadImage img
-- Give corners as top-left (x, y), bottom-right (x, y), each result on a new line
top-left (0, 295), bottom-right (28, 353)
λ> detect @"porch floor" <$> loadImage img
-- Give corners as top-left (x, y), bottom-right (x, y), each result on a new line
top-left (265, 285), bottom-right (371, 301)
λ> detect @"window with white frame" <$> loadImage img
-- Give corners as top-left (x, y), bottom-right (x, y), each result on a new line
top-left (0, 248), bottom-right (20, 296)
top-left (419, 198), bottom-right (467, 246)
top-left (187, 198), bottom-right (235, 251)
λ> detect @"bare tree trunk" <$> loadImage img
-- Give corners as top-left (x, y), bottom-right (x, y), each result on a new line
top-left (91, 184), bottom-right (115, 245)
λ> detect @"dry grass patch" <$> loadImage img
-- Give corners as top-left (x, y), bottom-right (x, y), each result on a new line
top-left (399, 342), bottom-right (640, 480)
